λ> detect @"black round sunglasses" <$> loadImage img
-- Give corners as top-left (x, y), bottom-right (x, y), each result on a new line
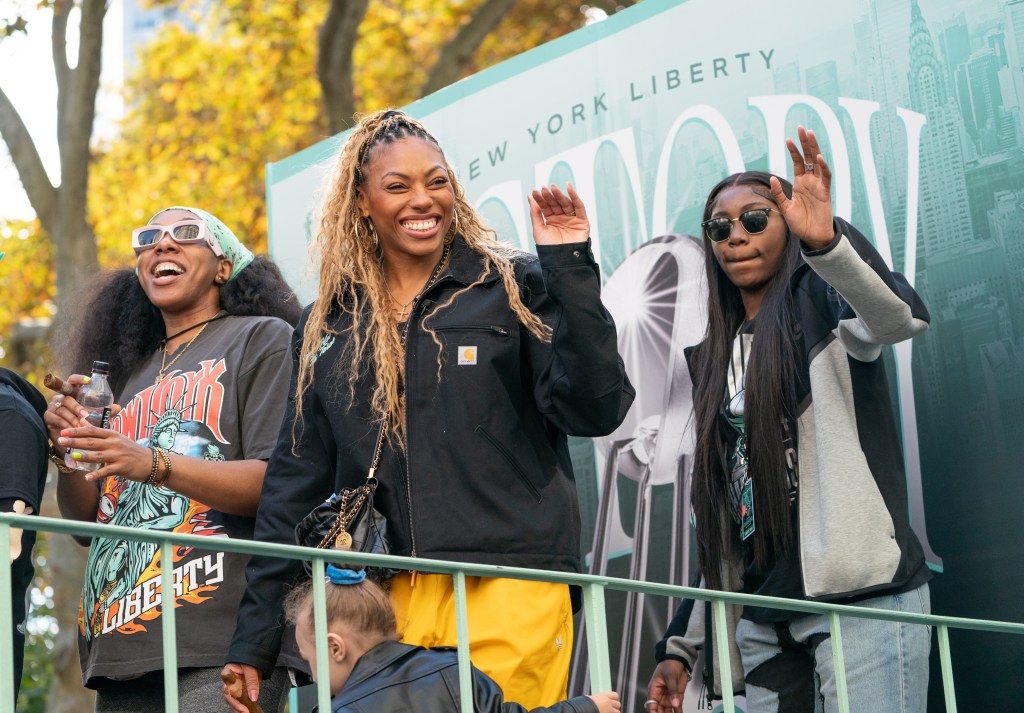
top-left (701, 208), bottom-right (781, 243)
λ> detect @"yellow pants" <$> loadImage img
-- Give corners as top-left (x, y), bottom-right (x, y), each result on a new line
top-left (388, 572), bottom-right (573, 708)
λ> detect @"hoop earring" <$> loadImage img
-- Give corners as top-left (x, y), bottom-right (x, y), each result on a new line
top-left (445, 206), bottom-right (459, 246)
top-left (361, 221), bottom-right (379, 254)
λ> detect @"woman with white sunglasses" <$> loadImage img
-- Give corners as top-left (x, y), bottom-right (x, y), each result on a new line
top-left (44, 207), bottom-right (299, 712)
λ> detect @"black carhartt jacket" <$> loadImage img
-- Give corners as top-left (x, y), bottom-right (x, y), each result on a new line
top-left (327, 641), bottom-right (599, 712)
top-left (229, 236), bottom-right (634, 673)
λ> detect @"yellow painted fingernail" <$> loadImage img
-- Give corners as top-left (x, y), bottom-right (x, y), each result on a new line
top-left (83, 377), bottom-right (92, 384)
top-left (72, 452), bottom-right (82, 461)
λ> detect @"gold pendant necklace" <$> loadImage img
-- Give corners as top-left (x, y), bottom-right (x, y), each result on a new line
top-left (155, 322), bottom-right (211, 384)
top-left (383, 287), bottom-right (414, 321)
top-left (382, 243), bottom-right (452, 323)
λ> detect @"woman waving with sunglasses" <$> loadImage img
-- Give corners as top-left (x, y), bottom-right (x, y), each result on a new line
top-left (44, 207), bottom-right (300, 712)
top-left (646, 127), bottom-right (933, 713)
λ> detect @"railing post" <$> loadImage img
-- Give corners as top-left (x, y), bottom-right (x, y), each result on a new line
top-left (583, 582), bottom-right (612, 691)
top-left (827, 611), bottom-right (849, 713)
top-left (711, 598), bottom-right (735, 713)
top-left (0, 522), bottom-right (15, 713)
top-left (937, 624), bottom-right (957, 712)
top-left (452, 571), bottom-right (473, 712)
top-left (160, 541), bottom-right (179, 713)
top-left (312, 558), bottom-right (332, 713)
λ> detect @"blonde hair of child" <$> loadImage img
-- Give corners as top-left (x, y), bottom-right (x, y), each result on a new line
top-left (284, 577), bottom-right (400, 644)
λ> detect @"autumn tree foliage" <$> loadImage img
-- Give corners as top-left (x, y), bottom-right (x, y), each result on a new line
top-left (90, 0), bottom-right (608, 267)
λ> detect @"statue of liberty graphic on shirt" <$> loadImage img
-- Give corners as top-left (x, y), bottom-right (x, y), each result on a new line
top-left (82, 391), bottom-right (229, 640)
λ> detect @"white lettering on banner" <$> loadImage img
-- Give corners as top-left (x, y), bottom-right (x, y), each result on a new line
top-left (651, 104), bottom-right (745, 237)
top-left (748, 94), bottom-right (853, 220)
top-left (100, 551), bottom-right (227, 634)
top-left (532, 129), bottom-right (649, 271)
top-left (475, 181), bottom-right (530, 252)
top-left (527, 94), bottom-right (609, 145)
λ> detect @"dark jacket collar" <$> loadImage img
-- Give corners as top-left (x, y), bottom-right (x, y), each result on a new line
top-left (333, 640), bottom-right (450, 705)
top-left (436, 233), bottom-right (506, 288)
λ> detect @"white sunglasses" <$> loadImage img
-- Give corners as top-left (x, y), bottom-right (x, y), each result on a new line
top-left (131, 220), bottom-right (224, 257)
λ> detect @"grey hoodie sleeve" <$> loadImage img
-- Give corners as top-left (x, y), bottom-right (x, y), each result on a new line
top-left (801, 218), bottom-right (929, 361)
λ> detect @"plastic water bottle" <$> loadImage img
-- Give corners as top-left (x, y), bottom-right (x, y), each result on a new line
top-left (65, 361), bottom-right (114, 472)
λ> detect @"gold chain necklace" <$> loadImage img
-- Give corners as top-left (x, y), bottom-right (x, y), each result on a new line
top-left (383, 243), bottom-right (452, 325)
top-left (381, 280), bottom-right (414, 321)
top-left (155, 322), bottom-right (211, 384)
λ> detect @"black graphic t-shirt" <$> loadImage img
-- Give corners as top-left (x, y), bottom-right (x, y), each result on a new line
top-left (77, 315), bottom-right (292, 685)
top-left (721, 322), bottom-right (804, 622)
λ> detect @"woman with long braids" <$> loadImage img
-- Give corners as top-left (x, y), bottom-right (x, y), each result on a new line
top-left (44, 207), bottom-right (300, 712)
top-left (647, 128), bottom-right (932, 713)
top-left (225, 109), bottom-right (633, 710)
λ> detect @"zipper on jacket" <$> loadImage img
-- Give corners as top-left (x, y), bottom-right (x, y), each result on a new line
top-left (703, 600), bottom-right (715, 710)
top-left (402, 304), bottom-right (419, 558)
top-left (433, 323), bottom-right (510, 337)
top-left (474, 425), bottom-right (543, 502)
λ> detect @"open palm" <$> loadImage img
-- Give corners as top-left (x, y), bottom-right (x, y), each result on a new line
top-left (769, 126), bottom-right (836, 250)
top-left (529, 183), bottom-right (590, 245)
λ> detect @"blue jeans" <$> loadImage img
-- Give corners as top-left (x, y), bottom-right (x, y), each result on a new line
top-left (735, 583), bottom-right (931, 713)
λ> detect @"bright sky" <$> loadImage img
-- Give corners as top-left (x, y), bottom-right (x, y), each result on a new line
top-left (0, 0), bottom-right (123, 221)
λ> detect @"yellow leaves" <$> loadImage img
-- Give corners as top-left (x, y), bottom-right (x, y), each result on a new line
top-left (0, 218), bottom-right (55, 377)
top-left (158, 81), bottom-right (179, 104)
top-left (85, 0), bottom-right (591, 277)
top-left (89, 0), bottom-right (328, 264)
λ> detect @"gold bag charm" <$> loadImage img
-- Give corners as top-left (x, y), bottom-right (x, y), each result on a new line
top-left (334, 530), bottom-right (353, 549)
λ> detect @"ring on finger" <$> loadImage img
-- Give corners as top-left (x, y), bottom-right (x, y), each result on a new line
top-left (644, 701), bottom-right (658, 709)
top-left (803, 162), bottom-right (815, 172)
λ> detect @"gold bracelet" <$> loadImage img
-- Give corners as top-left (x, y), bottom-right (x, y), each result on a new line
top-left (153, 447), bottom-right (172, 488)
top-left (144, 447), bottom-right (160, 485)
top-left (48, 441), bottom-right (76, 474)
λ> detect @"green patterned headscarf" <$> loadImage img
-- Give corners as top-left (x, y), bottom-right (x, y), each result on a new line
top-left (149, 206), bottom-right (254, 281)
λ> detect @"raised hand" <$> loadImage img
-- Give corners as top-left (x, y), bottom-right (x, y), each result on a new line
top-left (769, 125), bottom-right (835, 250)
top-left (528, 183), bottom-right (590, 245)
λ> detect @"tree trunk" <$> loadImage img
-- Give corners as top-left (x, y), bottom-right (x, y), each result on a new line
top-left (0, 2), bottom-right (106, 710)
top-left (42, 487), bottom-right (94, 713)
top-left (318, 0), bottom-right (370, 135)
top-left (421, 0), bottom-right (519, 96)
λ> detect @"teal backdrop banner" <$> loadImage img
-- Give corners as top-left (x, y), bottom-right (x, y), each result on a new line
top-left (267, 0), bottom-right (1024, 709)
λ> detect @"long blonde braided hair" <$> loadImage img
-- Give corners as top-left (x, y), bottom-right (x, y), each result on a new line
top-left (294, 109), bottom-right (551, 449)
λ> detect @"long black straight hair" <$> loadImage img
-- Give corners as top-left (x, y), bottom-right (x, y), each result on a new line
top-left (691, 171), bottom-right (803, 589)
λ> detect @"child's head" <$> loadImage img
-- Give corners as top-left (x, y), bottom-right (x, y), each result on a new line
top-left (284, 566), bottom-right (399, 696)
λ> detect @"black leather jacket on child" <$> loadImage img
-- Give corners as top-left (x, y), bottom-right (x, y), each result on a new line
top-left (328, 640), bottom-right (598, 712)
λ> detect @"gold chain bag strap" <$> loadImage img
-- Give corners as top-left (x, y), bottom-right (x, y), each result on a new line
top-left (295, 423), bottom-right (397, 582)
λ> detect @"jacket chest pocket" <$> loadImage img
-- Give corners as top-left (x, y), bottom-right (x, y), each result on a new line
top-left (429, 323), bottom-right (513, 369)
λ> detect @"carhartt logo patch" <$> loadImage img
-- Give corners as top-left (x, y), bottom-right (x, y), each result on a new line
top-left (458, 346), bottom-right (478, 365)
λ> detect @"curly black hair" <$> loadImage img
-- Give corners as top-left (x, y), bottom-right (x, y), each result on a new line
top-left (59, 255), bottom-right (301, 395)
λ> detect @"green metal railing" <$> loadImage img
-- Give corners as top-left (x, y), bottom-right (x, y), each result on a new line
top-left (2, 513), bottom-right (1023, 713)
